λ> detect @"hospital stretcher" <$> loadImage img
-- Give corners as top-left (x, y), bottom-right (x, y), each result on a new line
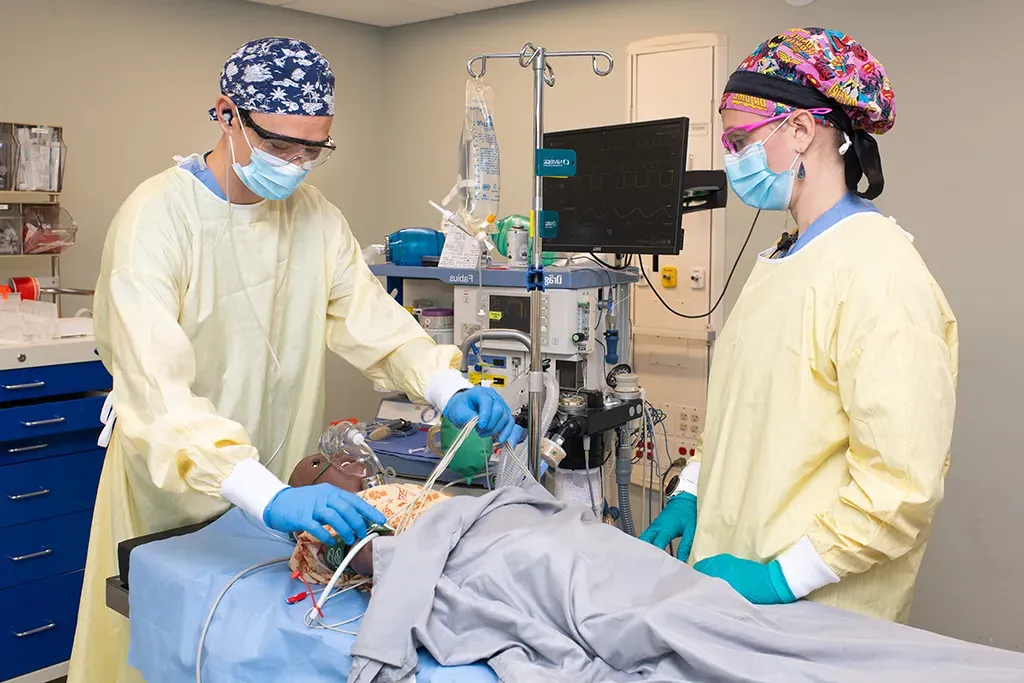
top-left (108, 506), bottom-right (1024, 683)
top-left (106, 509), bottom-right (496, 683)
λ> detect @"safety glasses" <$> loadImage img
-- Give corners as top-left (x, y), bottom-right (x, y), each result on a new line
top-left (721, 108), bottom-right (832, 154)
top-left (238, 108), bottom-right (336, 169)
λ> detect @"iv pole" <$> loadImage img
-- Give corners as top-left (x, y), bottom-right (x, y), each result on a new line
top-left (467, 43), bottom-right (614, 479)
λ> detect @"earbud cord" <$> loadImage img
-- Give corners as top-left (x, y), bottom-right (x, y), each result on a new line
top-left (224, 124), bottom-right (294, 469)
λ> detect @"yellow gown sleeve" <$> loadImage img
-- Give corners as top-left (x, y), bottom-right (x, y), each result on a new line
top-left (326, 215), bottom-right (466, 406)
top-left (808, 266), bottom-right (957, 578)
top-left (96, 195), bottom-right (259, 498)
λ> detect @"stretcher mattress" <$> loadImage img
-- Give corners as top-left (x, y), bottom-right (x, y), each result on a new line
top-left (126, 509), bottom-right (497, 683)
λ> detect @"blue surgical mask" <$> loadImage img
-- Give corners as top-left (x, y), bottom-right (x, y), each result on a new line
top-left (724, 141), bottom-right (802, 211)
top-left (230, 127), bottom-right (309, 201)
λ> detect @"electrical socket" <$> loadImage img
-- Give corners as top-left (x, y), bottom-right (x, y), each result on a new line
top-left (677, 405), bottom-right (704, 433)
top-left (630, 437), bottom-right (699, 488)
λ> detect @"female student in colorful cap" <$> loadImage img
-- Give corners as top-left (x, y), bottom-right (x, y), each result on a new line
top-left (641, 28), bottom-right (958, 622)
top-left (69, 37), bottom-right (517, 683)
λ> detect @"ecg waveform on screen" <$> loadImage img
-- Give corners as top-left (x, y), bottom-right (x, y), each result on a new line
top-left (543, 120), bottom-right (687, 252)
top-left (577, 206), bottom-right (672, 220)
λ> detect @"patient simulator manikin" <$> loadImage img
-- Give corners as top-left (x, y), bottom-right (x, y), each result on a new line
top-left (287, 452), bottom-right (448, 581)
top-left (281, 448), bottom-right (1024, 683)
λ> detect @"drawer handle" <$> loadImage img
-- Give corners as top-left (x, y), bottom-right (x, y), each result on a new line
top-left (2, 381), bottom-right (45, 391)
top-left (9, 548), bottom-right (52, 562)
top-left (7, 489), bottom-right (51, 501)
top-left (20, 417), bottom-right (66, 428)
top-left (7, 443), bottom-right (48, 454)
top-left (14, 621), bottom-right (55, 638)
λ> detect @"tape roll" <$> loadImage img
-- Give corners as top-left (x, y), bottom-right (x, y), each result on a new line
top-left (8, 277), bottom-right (40, 301)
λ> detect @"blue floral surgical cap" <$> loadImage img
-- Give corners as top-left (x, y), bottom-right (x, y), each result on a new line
top-left (208, 37), bottom-right (335, 120)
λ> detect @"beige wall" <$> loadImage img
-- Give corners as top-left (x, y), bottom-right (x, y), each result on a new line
top-left (0, 0), bottom-right (387, 422)
top-left (382, 0), bottom-right (1024, 650)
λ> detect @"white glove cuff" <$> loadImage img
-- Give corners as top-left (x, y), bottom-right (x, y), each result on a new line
top-left (672, 461), bottom-right (700, 497)
top-left (776, 535), bottom-right (840, 599)
top-left (220, 458), bottom-right (289, 522)
top-left (425, 368), bottom-right (473, 413)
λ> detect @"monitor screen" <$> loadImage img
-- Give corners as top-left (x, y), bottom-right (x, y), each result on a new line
top-left (541, 118), bottom-right (689, 255)
top-left (488, 294), bottom-right (530, 334)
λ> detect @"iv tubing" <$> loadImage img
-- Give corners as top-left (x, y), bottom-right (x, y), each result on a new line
top-left (195, 557), bottom-right (291, 683)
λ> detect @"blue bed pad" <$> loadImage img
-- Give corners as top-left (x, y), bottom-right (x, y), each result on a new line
top-left (127, 508), bottom-right (498, 683)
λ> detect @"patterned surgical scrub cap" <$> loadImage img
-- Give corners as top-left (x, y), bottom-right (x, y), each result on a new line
top-left (208, 37), bottom-right (335, 120)
top-left (721, 28), bottom-right (895, 199)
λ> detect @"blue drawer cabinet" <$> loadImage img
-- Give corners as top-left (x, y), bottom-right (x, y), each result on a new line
top-left (0, 570), bottom-right (85, 681)
top-left (1, 431), bottom-right (106, 467)
top-left (0, 394), bottom-right (107, 444)
top-left (0, 511), bottom-right (93, 590)
top-left (0, 360), bottom-right (110, 402)
top-left (1, 449), bottom-right (105, 528)
top-left (0, 354), bottom-right (110, 681)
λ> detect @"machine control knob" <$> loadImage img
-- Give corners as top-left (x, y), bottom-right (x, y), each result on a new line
top-left (572, 332), bottom-right (587, 343)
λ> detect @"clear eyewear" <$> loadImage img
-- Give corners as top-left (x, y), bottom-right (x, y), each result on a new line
top-left (239, 109), bottom-right (335, 170)
top-left (721, 108), bottom-right (832, 154)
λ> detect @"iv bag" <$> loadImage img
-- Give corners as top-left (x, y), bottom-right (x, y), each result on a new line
top-left (457, 79), bottom-right (500, 234)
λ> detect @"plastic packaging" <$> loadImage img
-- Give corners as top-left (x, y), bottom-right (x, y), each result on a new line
top-left (0, 287), bottom-right (22, 341)
top-left (22, 205), bottom-right (77, 254)
top-left (458, 79), bottom-right (500, 233)
top-left (19, 300), bottom-right (57, 341)
top-left (0, 290), bottom-right (57, 343)
top-left (14, 125), bottom-right (65, 192)
top-left (0, 125), bottom-right (16, 192)
top-left (0, 205), bottom-right (20, 255)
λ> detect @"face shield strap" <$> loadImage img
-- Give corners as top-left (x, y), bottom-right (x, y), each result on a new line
top-left (724, 71), bottom-right (884, 199)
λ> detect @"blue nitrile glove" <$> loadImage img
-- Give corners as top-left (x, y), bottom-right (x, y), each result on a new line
top-left (444, 386), bottom-right (517, 444)
top-left (639, 492), bottom-right (698, 561)
top-left (263, 484), bottom-right (387, 546)
top-left (692, 554), bottom-right (797, 605)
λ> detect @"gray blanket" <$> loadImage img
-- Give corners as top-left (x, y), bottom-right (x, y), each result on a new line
top-left (349, 485), bottom-right (1024, 683)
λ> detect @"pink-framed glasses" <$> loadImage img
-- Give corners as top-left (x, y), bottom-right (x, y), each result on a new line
top-left (721, 108), bottom-right (832, 154)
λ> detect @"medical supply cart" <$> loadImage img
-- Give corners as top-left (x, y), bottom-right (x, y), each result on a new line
top-left (0, 338), bottom-right (110, 683)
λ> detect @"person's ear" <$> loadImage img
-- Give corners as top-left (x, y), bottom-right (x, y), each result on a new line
top-left (215, 97), bottom-right (236, 135)
top-left (790, 110), bottom-right (817, 154)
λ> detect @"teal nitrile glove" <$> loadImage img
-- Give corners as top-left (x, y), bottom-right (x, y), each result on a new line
top-left (263, 484), bottom-right (387, 546)
top-left (444, 386), bottom-right (516, 444)
top-left (692, 554), bottom-right (797, 605)
top-left (639, 492), bottom-right (698, 561)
